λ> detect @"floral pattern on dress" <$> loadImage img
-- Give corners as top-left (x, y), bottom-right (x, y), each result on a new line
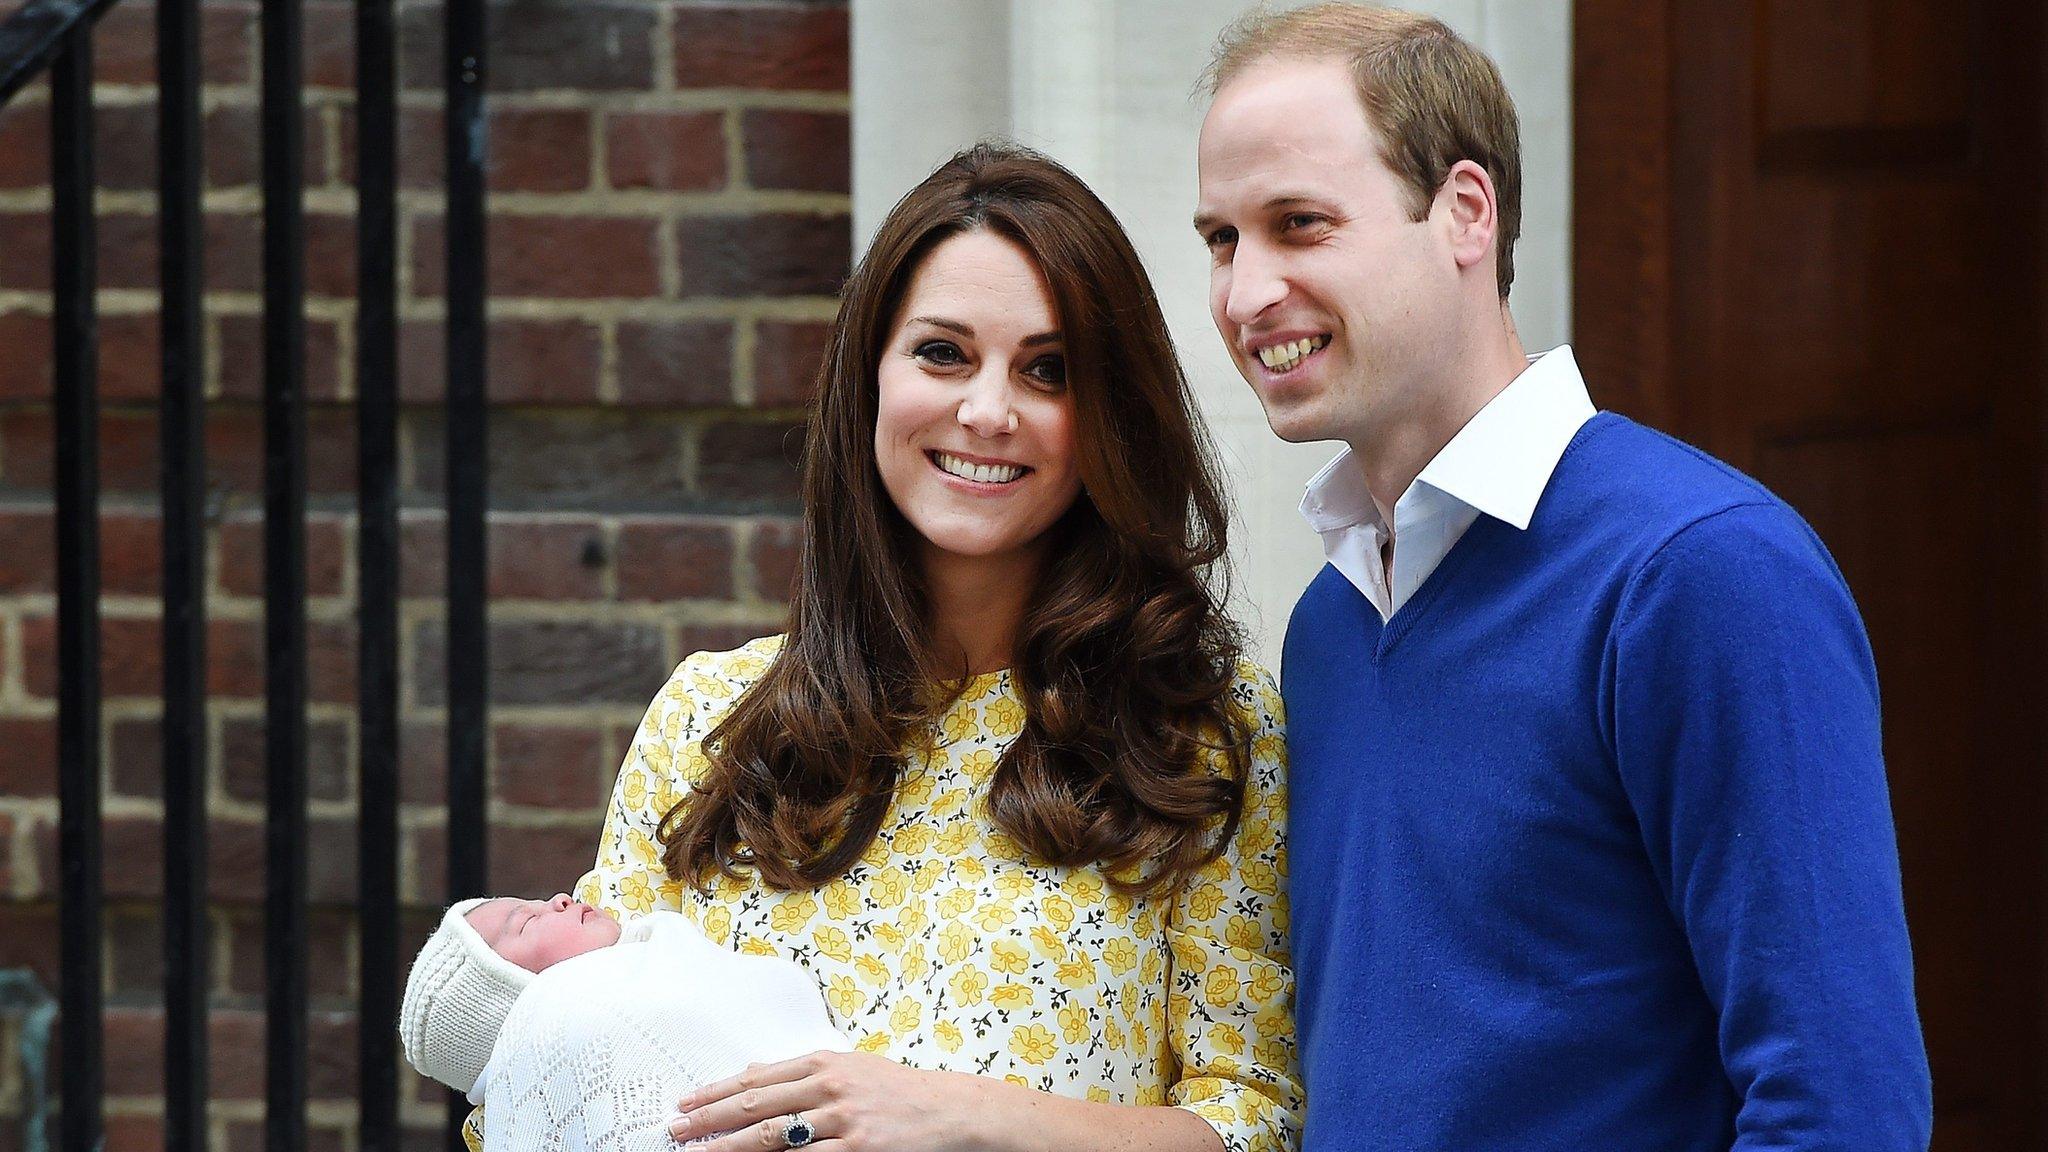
top-left (573, 636), bottom-right (1301, 1152)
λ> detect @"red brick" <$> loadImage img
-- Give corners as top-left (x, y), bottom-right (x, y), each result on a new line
top-left (221, 714), bottom-right (352, 803)
top-left (224, 906), bottom-right (355, 999)
top-left (0, 210), bottom-right (263, 294)
top-left (0, 408), bottom-right (158, 492)
top-left (674, 6), bottom-right (848, 92)
top-left (400, 3), bottom-right (657, 92)
top-left (99, 508), bottom-right (164, 596)
top-left (0, 505), bottom-right (53, 591)
top-left (98, 312), bottom-right (163, 402)
top-left (103, 1006), bottom-right (358, 1104)
top-left (27, 814), bottom-right (359, 902)
top-left (742, 110), bottom-right (849, 193)
top-left (106, 907), bottom-right (164, 997)
top-left (0, 103), bottom-right (49, 190)
top-left (336, 104), bottom-right (443, 190)
top-left (407, 823), bottom-right (602, 904)
top-left (411, 215), bottom-right (661, 299)
top-left (396, 514), bottom-right (607, 601)
top-left (306, 212), bottom-right (359, 298)
top-left (217, 313), bottom-right (343, 401)
top-left (398, 318), bottom-right (603, 405)
top-left (696, 419), bottom-right (803, 504)
top-left (0, 404), bottom-right (358, 497)
top-left (400, 721), bottom-right (445, 805)
top-left (0, 211), bottom-right (262, 293)
top-left (675, 213), bottom-right (850, 297)
top-left (748, 516), bottom-right (802, 602)
top-left (102, 1116), bottom-right (162, 1152)
top-left (494, 723), bottom-right (608, 809)
top-left (403, 409), bottom-right (690, 507)
top-left (108, 714), bottom-right (162, 798)
top-left (0, 902), bottom-right (58, 988)
top-left (0, 310), bottom-right (153, 400)
top-left (606, 111), bottom-right (725, 192)
top-left (615, 517), bottom-right (735, 601)
top-left (302, 0), bottom-right (357, 89)
top-left (489, 108), bottom-right (592, 193)
top-left (203, 105), bottom-right (331, 189)
top-left (755, 320), bottom-right (830, 407)
top-left (96, 102), bottom-right (159, 193)
top-left (615, 319), bottom-right (734, 406)
top-left (677, 622), bottom-right (775, 656)
top-left (20, 615), bottom-right (357, 703)
top-left (0, 311), bottom-right (51, 398)
top-left (216, 512), bottom-right (347, 598)
top-left (93, 2), bottom-right (256, 86)
top-left (412, 619), bottom-right (668, 708)
top-left (0, 716), bottom-right (57, 798)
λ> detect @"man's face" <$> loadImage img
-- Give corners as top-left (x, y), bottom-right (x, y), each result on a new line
top-left (1196, 57), bottom-right (1460, 445)
top-left (467, 894), bottom-right (620, 973)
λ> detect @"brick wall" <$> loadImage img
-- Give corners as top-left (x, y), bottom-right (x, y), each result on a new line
top-left (0, 2), bottom-right (848, 1148)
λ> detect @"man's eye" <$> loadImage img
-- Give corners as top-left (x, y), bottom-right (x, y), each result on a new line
top-left (1284, 213), bottom-right (1323, 230)
top-left (1203, 227), bottom-right (1237, 249)
top-left (913, 340), bottom-right (965, 365)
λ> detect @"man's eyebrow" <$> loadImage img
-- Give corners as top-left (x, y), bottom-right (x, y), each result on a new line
top-left (1195, 194), bottom-right (1335, 233)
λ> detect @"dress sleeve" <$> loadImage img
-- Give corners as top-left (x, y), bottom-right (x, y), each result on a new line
top-left (1611, 505), bottom-right (1931, 1149)
top-left (574, 651), bottom-right (717, 916)
top-left (1164, 665), bottom-right (1303, 1152)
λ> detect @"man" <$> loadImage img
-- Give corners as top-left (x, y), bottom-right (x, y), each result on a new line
top-left (1193, 5), bottom-right (1932, 1149)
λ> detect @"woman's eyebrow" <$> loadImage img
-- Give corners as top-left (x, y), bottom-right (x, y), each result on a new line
top-left (909, 316), bottom-right (973, 337)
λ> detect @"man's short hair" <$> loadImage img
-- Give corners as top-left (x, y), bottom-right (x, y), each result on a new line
top-left (1202, 3), bottom-right (1523, 299)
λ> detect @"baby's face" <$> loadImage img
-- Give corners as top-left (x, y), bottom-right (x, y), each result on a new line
top-left (467, 894), bottom-right (621, 973)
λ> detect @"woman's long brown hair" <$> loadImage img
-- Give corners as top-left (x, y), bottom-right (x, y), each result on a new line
top-left (659, 143), bottom-right (1252, 898)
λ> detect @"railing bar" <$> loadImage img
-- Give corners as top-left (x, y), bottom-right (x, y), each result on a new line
top-left (0, 0), bottom-right (119, 110)
top-left (259, 1), bottom-right (309, 1150)
top-left (157, 0), bottom-right (210, 1147)
top-left (49, 25), bottom-right (101, 1152)
top-left (444, 0), bottom-right (489, 1139)
top-left (354, 0), bottom-right (400, 1148)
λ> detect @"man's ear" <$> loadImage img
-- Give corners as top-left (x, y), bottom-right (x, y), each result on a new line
top-left (1438, 159), bottom-right (1497, 273)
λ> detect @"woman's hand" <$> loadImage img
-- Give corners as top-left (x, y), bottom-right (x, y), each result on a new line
top-left (667, 1050), bottom-right (1012, 1152)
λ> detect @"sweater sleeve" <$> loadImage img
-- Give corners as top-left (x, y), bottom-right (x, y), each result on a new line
top-left (1609, 503), bottom-right (1931, 1150)
top-left (1164, 665), bottom-right (1304, 1152)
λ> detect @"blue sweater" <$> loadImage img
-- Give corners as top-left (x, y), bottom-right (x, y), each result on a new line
top-left (1282, 413), bottom-right (1931, 1151)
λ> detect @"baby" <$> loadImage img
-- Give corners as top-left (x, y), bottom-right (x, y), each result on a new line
top-left (399, 894), bottom-right (849, 1152)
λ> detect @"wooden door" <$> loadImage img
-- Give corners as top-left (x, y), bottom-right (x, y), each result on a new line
top-left (1575, 2), bottom-right (2046, 1148)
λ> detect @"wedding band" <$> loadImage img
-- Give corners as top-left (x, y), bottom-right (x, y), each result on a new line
top-left (780, 1113), bottom-right (816, 1148)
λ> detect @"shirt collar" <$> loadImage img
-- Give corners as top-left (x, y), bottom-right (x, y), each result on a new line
top-left (1297, 344), bottom-right (1596, 534)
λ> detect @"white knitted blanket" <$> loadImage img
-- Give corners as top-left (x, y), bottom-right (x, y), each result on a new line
top-left (473, 911), bottom-right (850, 1152)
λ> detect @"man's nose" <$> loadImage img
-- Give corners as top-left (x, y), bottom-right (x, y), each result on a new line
top-left (1224, 243), bottom-right (1286, 326)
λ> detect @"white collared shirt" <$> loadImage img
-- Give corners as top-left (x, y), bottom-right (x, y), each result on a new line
top-left (1298, 345), bottom-right (1597, 622)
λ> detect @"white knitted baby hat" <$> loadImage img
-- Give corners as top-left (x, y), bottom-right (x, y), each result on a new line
top-left (399, 897), bottom-right (536, 1093)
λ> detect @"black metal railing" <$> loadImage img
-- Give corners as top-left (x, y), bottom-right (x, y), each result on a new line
top-left (0, 0), bottom-right (492, 1148)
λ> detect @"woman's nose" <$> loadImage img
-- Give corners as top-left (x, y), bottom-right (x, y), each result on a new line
top-left (956, 373), bottom-right (1014, 438)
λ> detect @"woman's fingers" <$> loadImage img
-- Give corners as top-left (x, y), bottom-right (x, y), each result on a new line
top-left (678, 1055), bottom-right (817, 1113)
top-left (671, 1068), bottom-right (834, 1146)
top-left (672, 1100), bottom-right (838, 1151)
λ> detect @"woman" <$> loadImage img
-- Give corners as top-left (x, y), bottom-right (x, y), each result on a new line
top-left (576, 143), bottom-right (1298, 1152)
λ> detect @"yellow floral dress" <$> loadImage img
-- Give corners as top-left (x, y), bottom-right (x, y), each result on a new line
top-left (572, 636), bottom-right (1301, 1152)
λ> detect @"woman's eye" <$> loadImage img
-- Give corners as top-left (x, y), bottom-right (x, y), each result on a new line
top-left (913, 340), bottom-right (965, 366)
top-left (1025, 356), bottom-right (1067, 388)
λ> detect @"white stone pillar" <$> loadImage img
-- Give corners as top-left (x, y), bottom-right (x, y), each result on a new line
top-left (853, 0), bottom-right (1572, 666)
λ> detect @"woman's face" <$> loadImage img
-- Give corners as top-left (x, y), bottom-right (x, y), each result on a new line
top-left (874, 229), bottom-right (1084, 574)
